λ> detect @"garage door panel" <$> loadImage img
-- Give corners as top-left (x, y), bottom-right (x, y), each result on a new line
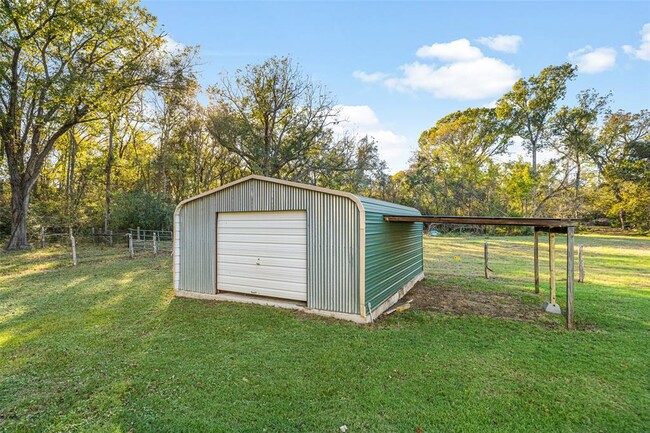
top-left (217, 244), bottom-right (306, 259)
top-left (219, 212), bottom-right (306, 222)
top-left (218, 262), bottom-right (306, 282)
top-left (218, 274), bottom-right (306, 292)
top-left (217, 211), bottom-right (307, 301)
top-left (216, 226), bottom-right (306, 236)
top-left (217, 255), bottom-right (306, 269)
top-left (218, 234), bottom-right (306, 245)
top-left (218, 221), bottom-right (306, 230)
top-left (216, 281), bottom-right (306, 301)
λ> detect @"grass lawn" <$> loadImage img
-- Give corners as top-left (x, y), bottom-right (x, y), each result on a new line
top-left (1, 234), bottom-right (648, 432)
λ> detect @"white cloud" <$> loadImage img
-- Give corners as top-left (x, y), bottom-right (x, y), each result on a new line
top-left (477, 34), bottom-right (522, 53)
top-left (568, 46), bottom-right (617, 74)
top-left (622, 23), bottom-right (650, 61)
top-left (416, 38), bottom-right (483, 62)
top-left (385, 57), bottom-right (520, 100)
top-left (353, 38), bottom-right (521, 100)
top-left (334, 105), bottom-right (379, 126)
top-left (352, 70), bottom-right (390, 83)
top-left (162, 35), bottom-right (186, 54)
top-left (333, 105), bottom-right (410, 173)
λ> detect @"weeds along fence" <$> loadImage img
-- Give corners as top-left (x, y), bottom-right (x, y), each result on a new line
top-left (32, 227), bottom-right (172, 266)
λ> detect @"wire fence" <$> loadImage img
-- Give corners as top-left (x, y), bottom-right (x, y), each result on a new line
top-left (32, 227), bottom-right (173, 266)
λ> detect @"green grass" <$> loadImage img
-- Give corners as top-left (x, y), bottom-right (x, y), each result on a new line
top-left (1, 235), bottom-right (648, 432)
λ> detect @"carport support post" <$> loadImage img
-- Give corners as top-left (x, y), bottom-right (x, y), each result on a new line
top-left (567, 226), bottom-right (575, 330)
top-left (533, 229), bottom-right (540, 293)
top-left (549, 232), bottom-right (556, 305)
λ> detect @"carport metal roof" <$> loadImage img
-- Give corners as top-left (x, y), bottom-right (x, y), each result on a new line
top-left (384, 215), bottom-right (579, 329)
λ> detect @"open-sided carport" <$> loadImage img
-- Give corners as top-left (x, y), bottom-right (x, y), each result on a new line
top-left (383, 215), bottom-right (579, 329)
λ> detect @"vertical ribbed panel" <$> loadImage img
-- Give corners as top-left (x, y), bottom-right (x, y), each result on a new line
top-left (177, 179), bottom-right (361, 314)
top-left (357, 196), bottom-right (423, 314)
top-left (178, 195), bottom-right (217, 294)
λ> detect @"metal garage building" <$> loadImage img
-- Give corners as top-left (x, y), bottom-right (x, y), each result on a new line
top-left (173, 175), bottom-right (423, 323)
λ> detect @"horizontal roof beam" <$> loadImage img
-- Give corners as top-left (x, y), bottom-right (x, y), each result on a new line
top-left (383, 215), bottom-right (579, 228)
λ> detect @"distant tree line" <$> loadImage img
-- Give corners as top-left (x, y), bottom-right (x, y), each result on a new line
top-left (392, 64), bottom-right (649, 232)
top-left (1, 1), bottom-right (648, 250)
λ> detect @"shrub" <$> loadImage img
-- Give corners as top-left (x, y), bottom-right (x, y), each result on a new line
top-left (111, 190), bottom-right (174, 231)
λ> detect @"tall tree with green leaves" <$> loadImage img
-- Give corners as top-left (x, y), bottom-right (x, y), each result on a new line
top-left (150, 43), bottom-right (199, 195)
top-left (0, 0), bottom-right (162, 249)
top-left (165, 101), bottom-right (243, 200)
top-left (413, 108), bottom-right (511, 216)
top-left (207, 56), bottom-right (338, 180)
top-left (551, 89), bottom-right (610, 216)
top-left (496, 63), bottom-right (576, 216)
top-left (590, 110), bottom-right (650, 229)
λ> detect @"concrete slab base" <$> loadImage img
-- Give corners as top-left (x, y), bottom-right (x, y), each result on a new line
top-left (544, 302), bottom-right (562, 315)
top-left (174, 271), bottom-right (425, 324)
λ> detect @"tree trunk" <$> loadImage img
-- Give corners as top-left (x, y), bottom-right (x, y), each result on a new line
top-left (6, 177), bottom-right (32, 250)
top-left (531, 144), bottom-right (537, 217)
top-left (574, 156), bottom-right (581, 218)
top-left (65, 130), bottom-right (78, 226)
top-left (104, 118), bottom-right (115, 234)
top-left (619, 209), bottom-right (626, 230)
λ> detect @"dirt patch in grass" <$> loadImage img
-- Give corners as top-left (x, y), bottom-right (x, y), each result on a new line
top-left (404, 281), bottom-right (562, 327)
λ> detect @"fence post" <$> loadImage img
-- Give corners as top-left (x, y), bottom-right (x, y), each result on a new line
top-left (137, 226), bottom-right (141, 241)
top-left (40, 226), bottom-right (46, 248)
top-left (578, 244), bottom-right (585, 283)
top-left (70, 227), bottom-right (78, 267)
top-left (484, 241), bottom-right (490, 279)
top-left (533, 229), bottom-right (540, 293)
top-left (128, 233), bottom-right (134, 258)
top-left (153, 232), bottom-right (158, 256)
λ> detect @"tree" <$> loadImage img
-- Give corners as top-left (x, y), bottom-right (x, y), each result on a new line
top-left (311, 134), bottom-right (389, 196)
top-left (500, 158), bottom-right (535, 217)
top-left (590, 110), bottom-right (650, 229)
top-left (496, 63), bottom-right (576, 216)
top-left (165, 102), bottom-right (243, 200)
top-left (412, 108), bottom-right (511, 216)
top-left (0, 0), bottom-right (162, 249)
top-left (551, 90), bottom-right (610, 216)
top-left (149, 44), bottom-right (200, 195)
top-left (102, 88), bottom-right (153, 233)
top-left (206, 56), bottom-right (338, 180)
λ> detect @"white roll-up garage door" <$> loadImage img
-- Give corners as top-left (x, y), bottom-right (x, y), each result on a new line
top-left (217, 211), bottom-right (307, 301)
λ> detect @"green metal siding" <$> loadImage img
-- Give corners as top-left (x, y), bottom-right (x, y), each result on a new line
top-left (358, 196), bottom-right (423, 314)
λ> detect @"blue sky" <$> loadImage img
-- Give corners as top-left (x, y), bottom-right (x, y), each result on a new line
top-left (143, 1), bottom-right (650, 173)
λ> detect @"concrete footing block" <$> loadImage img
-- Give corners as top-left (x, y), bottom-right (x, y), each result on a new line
top-left (544, 302), bottom-right (562, 315)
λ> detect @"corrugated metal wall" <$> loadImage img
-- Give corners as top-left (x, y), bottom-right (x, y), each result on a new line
top-left (358, 196), bottom-right (423, 314)
top-left (176, 178), bottom-right (361, 314)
